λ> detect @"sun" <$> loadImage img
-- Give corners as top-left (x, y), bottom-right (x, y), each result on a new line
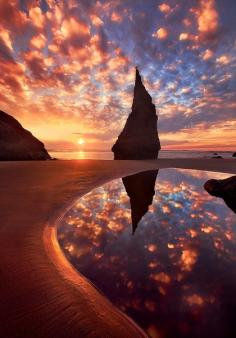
top-left (77, 138), bottom-right (85, 145)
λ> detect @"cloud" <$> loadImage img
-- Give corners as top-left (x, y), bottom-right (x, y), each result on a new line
top-left (111, 12), bottom-right (123, 23)
top-left (90, 14), bottom-right (104, 27)
top-left (29, 6), bottom-right (45, 29)
top-left (30, 33), bottom-right (47, 49)
top-left (73, 131), bottom-right (115, 142)
top-left (0, 37), bottom-right (14, 61)
top-left (179, 33), bottom-right (195, 41)
top-left (0, 26), bottom-right (13, 50)
top-left (201, 49), bottom-right (214, 61)
top-left (158, 3), bottom-right (171, 14)
top-left (61, 17), bottom-right (90, 39)
top-left (195, 0), bottom-right (219, 40)
top-left (216, 55), bottom-right (231, 65)
top-left (152, 27), bottom-right (168, 40)
top-left (0, 0), bottom-right (36, 35)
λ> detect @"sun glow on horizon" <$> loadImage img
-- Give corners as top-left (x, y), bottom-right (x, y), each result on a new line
top-left (77, 138), bottom-right (85, 145)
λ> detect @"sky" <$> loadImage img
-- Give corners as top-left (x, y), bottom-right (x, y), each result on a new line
top-left (0, 0), bottom-right (236, 151)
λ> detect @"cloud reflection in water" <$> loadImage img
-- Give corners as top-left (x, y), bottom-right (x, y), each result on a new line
top-left (58, 169), bottom-right (236, 338)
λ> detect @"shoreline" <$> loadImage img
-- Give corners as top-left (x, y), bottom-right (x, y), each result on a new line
top-left (0, 159), bottom-right (235, 337)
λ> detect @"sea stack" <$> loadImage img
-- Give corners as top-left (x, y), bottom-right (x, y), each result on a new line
top-left (112, 68), bottom-right (161, 159)
top-left (0, 110), bottom-right (51, 160)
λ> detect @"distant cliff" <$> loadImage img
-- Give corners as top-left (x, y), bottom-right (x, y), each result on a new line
top-left (112, 68), bottom-right (161, 159)
top-left (0, 110), bottom-right (51, 160)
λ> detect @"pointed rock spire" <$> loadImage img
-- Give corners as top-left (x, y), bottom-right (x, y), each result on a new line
top-left (122, 170), bottom-right (158, 234)
top-left (112, 68), bottom-right (161, 159)
top-left (134, 67), bottom-right (143, 88)
top-left (132, 67), bottom-right (153, 113)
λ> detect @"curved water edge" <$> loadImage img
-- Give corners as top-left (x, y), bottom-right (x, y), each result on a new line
top-left (57, 168), bottom-right (236, 338)
top-left (43, 226), bottom-right (148, 337)
top-left (43, 173), bottom-right (151, 338)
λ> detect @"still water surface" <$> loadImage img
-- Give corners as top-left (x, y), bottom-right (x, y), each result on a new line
top-left (58, 169), bottom-right (236, 338)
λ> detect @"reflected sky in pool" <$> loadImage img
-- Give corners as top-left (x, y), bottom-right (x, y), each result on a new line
top-left (58, 169), bottom-right (236, 338)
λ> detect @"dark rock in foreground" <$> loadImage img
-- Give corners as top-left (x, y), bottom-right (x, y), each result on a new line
top-left (204, 176), bottom-right (236, 213)
top-left (0, 110), bottom-right (51, 160)
top-left (232, 152), bottom-right (236, 157)
top-left (112, 68), bottom-right (160, 159)
top-left (122, 170), bottom-right (158, 233)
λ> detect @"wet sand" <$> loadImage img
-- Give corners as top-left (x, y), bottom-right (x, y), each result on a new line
top-left (0, 159), bottom-right (235, 337)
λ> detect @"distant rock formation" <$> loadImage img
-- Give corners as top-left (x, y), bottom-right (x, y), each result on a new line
top-left (0, 110), bottom-right (51, 160)
top-left (204, 176), bottom-right (236, 213)
top-left (212, 153), bottom-right (222, 158)
top-left (122, 170), bottom-right (158, 233)
top-left (112, 68), bottom-right (160, 159)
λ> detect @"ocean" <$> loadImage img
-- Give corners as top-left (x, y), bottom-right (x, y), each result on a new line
top-left (49, 150), bottom-right (235, 160)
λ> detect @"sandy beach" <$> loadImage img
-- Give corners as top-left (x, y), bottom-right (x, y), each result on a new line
top-left (0, 159), bottom-right (235, 337)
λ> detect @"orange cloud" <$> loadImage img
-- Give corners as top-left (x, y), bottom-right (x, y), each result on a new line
top-left (152, 27), bottom-right (168, 40)
top-left (0, 57), bottom-right (27, 109)
top-left (29, 7), bottom-right (45, 29)
top-left (178, 32), bottom-right (195, 41)
top-left (111, 12), bottom-right (122, 23)
top-left (216, 55), bottom-right (231, 65)
top-left (30, 33), bottom-right (47, 49)
top-left (90, 14), bottom-right (104, 27)
top-left (185, 294), bottom-right (204, 306)
top-left (0, 1), bottom-right (30, 33)
top-left (47, 11), bottom-right (91, 59)
top-left (180, 249), bottom-right (198, 271)
top-left (48, 44), bottom-right (59, 53)
top-left (151, 272), bottom-right (171, 284)
top-left (0, 26), bottom-right (13, 50)
top-left (201, 49), bottom-right (214, 60)
top-left (196, 0), bottom-right (219, 39)
top-left (61, 17), bottom-right (90, 39)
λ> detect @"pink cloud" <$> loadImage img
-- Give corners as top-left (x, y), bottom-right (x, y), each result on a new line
top-left (158, 3), bottom-right (171, 14)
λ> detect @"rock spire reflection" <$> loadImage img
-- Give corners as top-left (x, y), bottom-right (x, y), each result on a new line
top-left (122, 170), bottom-right (158, 233)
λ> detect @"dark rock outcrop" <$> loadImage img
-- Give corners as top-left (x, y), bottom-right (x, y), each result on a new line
top-left (122, 170), bottom-right (158, 233)
top-left (204, 176), bottom-right (236, 213)
top-left (232, 152), bottom-right (236, 157)
top-left (112, 68), bottom-right (160, 159)
top-left (0, 110), bottom-right (51, 160)
top-left (212, 153), bottom-right (222, 158)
